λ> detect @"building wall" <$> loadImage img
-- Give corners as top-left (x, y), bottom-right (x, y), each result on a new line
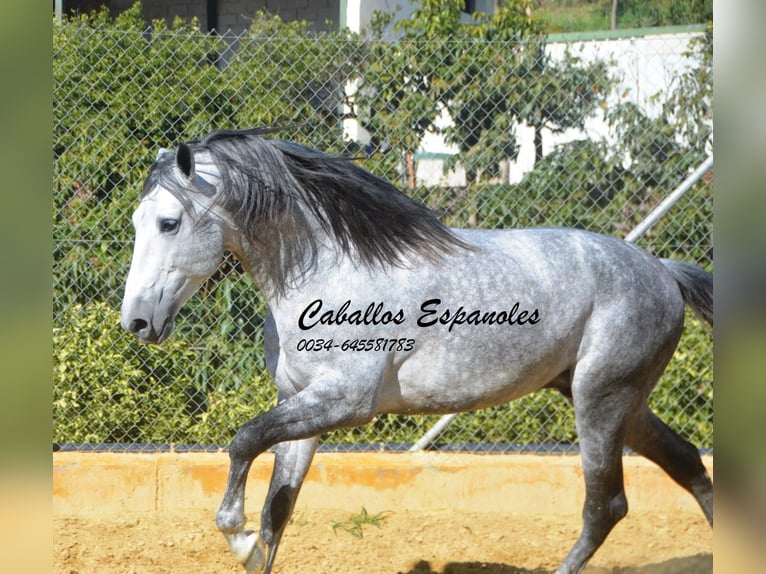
top-left (132, 1), bottom-right (486, 36)
top-left (343, 0), bottom-right (494, 37)
top-left (140, 0), bottom-right (210, 28)
top-left (138, 0), bottom-right (340, 33)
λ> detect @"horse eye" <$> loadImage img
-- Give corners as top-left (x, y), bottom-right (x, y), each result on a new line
top-left (159, 218), bottom-right (180, 233)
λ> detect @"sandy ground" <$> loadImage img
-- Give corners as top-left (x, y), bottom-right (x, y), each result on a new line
top-left (54, 506), bottom-right (712, 574)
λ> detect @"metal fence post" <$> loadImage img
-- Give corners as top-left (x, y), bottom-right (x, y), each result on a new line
top-left (624, 156), bottom-right (713, 243)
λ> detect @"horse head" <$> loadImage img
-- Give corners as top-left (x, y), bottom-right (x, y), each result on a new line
top-left (121, 143), bottom-right (226, 344)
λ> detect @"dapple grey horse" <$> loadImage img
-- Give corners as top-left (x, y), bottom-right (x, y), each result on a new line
top-left (121, 127), bottom-right (713, 574)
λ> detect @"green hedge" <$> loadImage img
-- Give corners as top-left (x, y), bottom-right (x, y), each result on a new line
top-left (53, 301), bottom-right (275, 445)
top-left (52, 4), bottom-right (712, 448)
top-left (53, 302), bottom-right (711, 447)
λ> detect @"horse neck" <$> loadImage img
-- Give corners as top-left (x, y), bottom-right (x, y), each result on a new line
top-left (225, 206), bottom-right (341, 303)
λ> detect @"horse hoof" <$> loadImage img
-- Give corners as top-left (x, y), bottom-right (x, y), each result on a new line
top-left (241, 531), bottom-right (267, 574)
top-left (225, 530), bottom-right (267, 573)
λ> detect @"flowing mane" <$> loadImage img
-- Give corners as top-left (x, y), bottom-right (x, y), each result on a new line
top-left (145, 127), bottom-right (471, 282)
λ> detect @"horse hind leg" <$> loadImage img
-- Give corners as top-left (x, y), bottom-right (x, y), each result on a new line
top-left (625, 405), bottom-right (713, 525)
top-left (554, 373), bottom-right (641, 574)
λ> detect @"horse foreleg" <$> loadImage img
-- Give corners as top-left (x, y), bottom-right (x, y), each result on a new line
top-left (216, 456), bottom-right (268, 573)
top-left (216, 379), bottom-right (377, 573)
top-left (260, 437), bottom-right (319, 574)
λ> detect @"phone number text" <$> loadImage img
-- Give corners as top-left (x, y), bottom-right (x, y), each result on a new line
top-left (295, 338), bottom-right (415, 352)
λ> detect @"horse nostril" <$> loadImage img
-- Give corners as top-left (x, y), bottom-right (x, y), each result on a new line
top-left (129, 318), bottom-right (148, 333)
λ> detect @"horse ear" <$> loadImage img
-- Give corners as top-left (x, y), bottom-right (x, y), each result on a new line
top-left (156, 147), bottom-right (171, 161)
top-left (176, 142), bottom-right (195, 180)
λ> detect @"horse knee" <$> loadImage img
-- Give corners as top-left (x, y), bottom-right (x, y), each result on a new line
top-left (228, 419), bottom-right (269, 462)
top-left (228, 433), bottom-right (253, 462)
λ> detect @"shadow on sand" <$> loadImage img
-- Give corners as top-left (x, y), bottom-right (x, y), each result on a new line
top-left (399, 554), bottom-right (712, 574)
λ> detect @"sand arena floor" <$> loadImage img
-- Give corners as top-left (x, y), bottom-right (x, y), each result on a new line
top-left (53, 452), bottom-right (713, 573)
top-left (54, 507), bottom-right (712, 574)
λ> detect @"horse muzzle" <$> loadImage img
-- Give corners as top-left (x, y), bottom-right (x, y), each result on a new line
top-left (121, 299), bottom-right (175, 344)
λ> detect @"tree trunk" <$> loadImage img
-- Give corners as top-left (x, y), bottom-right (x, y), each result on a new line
top-left (499, 158), bottom-right (509, 184)
top-left (611, 0), bottom-right (618, 30)
top-left (534, 125), bottom-right (543, 167)
top-left (406, 151), bottom-right (416, 189)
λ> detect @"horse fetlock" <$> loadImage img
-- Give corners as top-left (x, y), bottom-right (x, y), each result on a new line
top-left (216, 508), bottom-right (245, 534)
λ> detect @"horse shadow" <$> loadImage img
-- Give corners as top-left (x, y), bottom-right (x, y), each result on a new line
top-left (398, 554), bottom-right (712, 574)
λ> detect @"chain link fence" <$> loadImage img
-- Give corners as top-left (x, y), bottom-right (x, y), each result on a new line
top-left (53, 8), bottom-right (713, 452)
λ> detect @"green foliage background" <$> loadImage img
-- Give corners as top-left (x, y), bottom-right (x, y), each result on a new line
top-left (52, 3), bottom-right (712, 449)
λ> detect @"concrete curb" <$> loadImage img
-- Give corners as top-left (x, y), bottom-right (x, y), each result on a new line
top-left (53, 452), bottom-right (713, 517)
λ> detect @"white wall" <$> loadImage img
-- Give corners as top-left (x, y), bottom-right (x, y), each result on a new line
top-left (411, 30), bottom-right (705, 186)
top-left (502, 30), bottom-right (704, 183)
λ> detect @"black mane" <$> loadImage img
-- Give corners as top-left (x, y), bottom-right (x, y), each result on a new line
top-left (145, 127), bottom-right (472, 287)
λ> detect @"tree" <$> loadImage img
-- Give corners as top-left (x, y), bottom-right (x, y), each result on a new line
top-left (353, 1), bottom-right (464, 186)
top-left (228, 11), bottom-right (362, 153)
top-left (606, 25), bottom-right (712, 191)
top-left (355, 0), bottom-right (613, 187)
top-left (615, 0), bottom-right (713, 28)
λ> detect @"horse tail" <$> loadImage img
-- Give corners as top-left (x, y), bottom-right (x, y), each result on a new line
top-left (660, 259), bottom-right (713, 326)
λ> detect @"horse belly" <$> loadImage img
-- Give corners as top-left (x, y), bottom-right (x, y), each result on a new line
top-left (379, 331), bottom-right (575, 415)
